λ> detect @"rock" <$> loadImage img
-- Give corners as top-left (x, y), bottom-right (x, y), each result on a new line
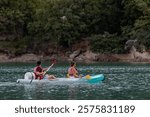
top-left (0, 54), bottom-right (9, 62)
top-left (69, 50), bottom-right (81, 59)
top-left (125, 39), bottom-right (145, 53)
top-left (0, 53), bottom-right (43, 62)
top-left (11, 54), bottom-right (42, 62)
top-left (75, 57), bottom-right (84, 61)
top-left (96, 54), bottom-right (119, 62)
top-left (83, 50), bottom-right (97, 61)
top-left (124, 40), bottom-right (137, 51)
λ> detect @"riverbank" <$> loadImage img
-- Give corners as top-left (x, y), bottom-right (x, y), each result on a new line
top-left (1, 49), bottom-right (150, 63)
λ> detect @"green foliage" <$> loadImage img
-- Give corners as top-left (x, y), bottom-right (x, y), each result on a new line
top-left (0, 0), bottom-right (36, 36)
top-left (12, 39), bottom-right (28, 56)
top-left (0, 0), bottom-right (150, 55)
top-left (121, 0), bottom-right (150, 50)
top-left (0, 0), bottom-right (36, 55)
top-left (28, 0), bottom-right (122, 47)
top-left (90, 32), bottom-right (124, 54)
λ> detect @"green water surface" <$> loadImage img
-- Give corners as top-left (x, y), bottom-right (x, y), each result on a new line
top-left (0, 62), bottom-right (150, 100)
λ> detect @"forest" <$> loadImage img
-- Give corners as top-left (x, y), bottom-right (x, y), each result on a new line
top-left (0, 0), bottom-right (150, 56)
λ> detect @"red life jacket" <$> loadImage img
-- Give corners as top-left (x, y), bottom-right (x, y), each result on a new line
top-left (34, 66), bottom-right (43, 80)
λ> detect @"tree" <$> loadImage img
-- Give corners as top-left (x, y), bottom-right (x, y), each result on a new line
top-left (121, 0), bottom-right (150, 49)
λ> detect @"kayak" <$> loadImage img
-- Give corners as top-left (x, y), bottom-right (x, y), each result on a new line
top-left (16, 72), bottom-right (105, 84)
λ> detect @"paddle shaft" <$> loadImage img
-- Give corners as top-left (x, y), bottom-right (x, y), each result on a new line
top-left (43, 63), bottom-right (54, 76)
top-left (29, 72), bottom-right (35, 84)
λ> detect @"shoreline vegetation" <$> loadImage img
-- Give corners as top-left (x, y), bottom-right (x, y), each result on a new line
top-left (0, 0), bottom-right (150, 63)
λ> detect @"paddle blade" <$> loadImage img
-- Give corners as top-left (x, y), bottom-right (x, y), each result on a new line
top-left (51, 58), bottom-right (57, 64)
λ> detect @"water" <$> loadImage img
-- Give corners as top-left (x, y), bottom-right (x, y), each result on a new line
top-left (0, 62), bottom-right (150, 100)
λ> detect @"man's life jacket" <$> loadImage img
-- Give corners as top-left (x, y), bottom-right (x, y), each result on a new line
top-left (34, 66), bottom-right (43, 80)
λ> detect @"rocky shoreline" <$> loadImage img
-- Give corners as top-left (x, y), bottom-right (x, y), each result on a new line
top-left (1, 49), bottom-right (150, 63)
top-left (1, 39), bottom-right (150, 63)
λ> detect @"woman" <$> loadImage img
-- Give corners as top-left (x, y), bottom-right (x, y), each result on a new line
top-left (67, 61), bottom-right (79, 78)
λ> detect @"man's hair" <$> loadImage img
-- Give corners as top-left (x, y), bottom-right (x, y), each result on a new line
top-left (37, 61), bottom-right (41, 66)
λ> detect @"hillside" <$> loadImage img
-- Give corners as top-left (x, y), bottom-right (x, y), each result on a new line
top-left (0, 0), bottom-right (150, 62)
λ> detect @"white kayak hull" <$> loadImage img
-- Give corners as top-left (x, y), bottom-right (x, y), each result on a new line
top-left (17, 78), bottom-right (80, 83)
top-left (17, 72), bottom-right (105, 84)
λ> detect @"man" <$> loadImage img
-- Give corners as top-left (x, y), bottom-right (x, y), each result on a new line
top-left (34, 61), bottom-right (56, 80)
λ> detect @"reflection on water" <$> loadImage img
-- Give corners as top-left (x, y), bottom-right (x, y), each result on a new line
top-left (0, 62), bottom-right (150, 99)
